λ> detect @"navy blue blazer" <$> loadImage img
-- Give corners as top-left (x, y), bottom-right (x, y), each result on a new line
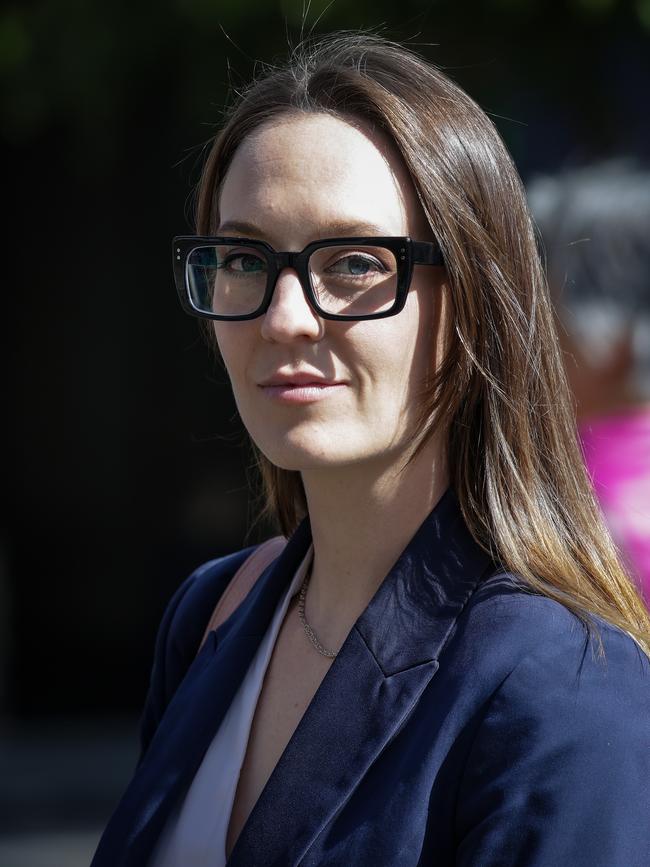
top-left (92, 490), bottom-right (650, 866)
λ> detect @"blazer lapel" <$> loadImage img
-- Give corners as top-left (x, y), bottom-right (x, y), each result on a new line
top-left (228, 489), bottom-right (493, 867)
top-left (92, 521), bottom-right (312, 867)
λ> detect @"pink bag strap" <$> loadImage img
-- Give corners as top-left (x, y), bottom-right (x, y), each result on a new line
top-left (198, 536), bottom-right (286, 652)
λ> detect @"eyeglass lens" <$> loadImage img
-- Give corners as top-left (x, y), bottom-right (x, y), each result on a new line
top-left (186, 243), bottom-right (400, 317)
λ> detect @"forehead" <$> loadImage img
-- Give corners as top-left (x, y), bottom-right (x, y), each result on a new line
top-left (218, 112), bottom-right (424, 245)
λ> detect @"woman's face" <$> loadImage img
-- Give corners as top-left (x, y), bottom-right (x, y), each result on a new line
top-left (214, 112), bottom-right (447, 473)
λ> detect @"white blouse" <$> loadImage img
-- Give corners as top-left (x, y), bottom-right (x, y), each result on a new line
top-left (150, 546), bottom-right (313, 867)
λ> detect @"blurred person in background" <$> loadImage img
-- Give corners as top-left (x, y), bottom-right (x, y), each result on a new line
top-left (92, 35), bottom-right (650, 867)
top-left (528, 161), bottom-right (650, 607)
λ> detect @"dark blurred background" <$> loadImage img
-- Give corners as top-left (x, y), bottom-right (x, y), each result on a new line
top-left (3, 0), bottom-right (650, 862)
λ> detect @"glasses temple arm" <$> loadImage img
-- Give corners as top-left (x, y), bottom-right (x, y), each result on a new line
top-left (411, 241), bottom-right (444, 266)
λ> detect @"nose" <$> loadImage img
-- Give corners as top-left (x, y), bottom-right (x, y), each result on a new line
top-left (260, 268), bottom-right (324, 343)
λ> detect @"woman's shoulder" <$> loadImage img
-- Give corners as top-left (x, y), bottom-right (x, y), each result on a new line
top-left (458, 568), bottom-right (650, 701)
top-left (157, 545), bottom-right (259, 664)
top-left (453, 574), bottom-right (650, 862)
top-left (167, 547), bottom-right (261, 629)
top-left (138, 545), bottom-right (258, 754)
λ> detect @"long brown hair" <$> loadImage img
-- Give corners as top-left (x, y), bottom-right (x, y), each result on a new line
top-left (195, 32), bottom-right (650, 656)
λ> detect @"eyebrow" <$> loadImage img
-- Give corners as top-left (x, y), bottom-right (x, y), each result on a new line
top-left (216, 219), bottom-right (396, 240)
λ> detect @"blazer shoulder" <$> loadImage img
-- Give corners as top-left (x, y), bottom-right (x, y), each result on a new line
top-left (486, 588), bottom-right (650, 704)
top-left (138, 545), bottom-right (256, 758)
top-left (455, 570), bottom-right (650, 701)
top-left (454, 577), bottom-right (650, 865)
top-left (163, 546), bottom-right (257, 661)
top-left (472, 569), bottom-right (648, 657)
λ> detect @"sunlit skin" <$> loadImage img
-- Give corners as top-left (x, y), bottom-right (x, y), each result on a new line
top-left (215, 122), bottom-right (449, 852)
top-left (215, 112), bottom-right (449, 643)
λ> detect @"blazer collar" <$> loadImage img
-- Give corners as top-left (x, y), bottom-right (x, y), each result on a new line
top-left (226, 486), bottom-right (491, 673)
top-left (229, 487), bottom-right (494, 866)
top-left (354, 486), bottom-right (493, 675)
top-left (93, 487), bottom-right (493, 867)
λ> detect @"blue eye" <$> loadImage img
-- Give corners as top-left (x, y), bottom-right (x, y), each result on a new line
top-left (326, 255), bottom-right (385, 277)
top-left (221, 253), bottom-right (267, 273)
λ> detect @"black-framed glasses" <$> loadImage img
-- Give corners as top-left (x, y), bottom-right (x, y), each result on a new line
top-left (172, 235), bottom-right (444, 321)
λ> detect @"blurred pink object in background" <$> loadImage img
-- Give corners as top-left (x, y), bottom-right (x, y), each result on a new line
top-left (580, 407), bottom-right (650, 605)
top-left (528, 160), bottom-right (650, 610)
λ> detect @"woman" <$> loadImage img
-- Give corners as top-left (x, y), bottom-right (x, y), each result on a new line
top-left (92, 33), bottom-right (650, 867)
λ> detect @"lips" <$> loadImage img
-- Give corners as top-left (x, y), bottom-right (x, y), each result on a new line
top-left (257, 370), bottom-right (347, 403)
top-left (257, 371), bottom-right (343, 387)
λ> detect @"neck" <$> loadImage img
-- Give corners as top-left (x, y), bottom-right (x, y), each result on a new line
top-left (299, 436), bottom-right (448, 649)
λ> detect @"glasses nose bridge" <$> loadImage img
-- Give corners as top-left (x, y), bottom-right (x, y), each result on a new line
top-left (274, 250), bottom-right (301, 271)
top-left (267, 249), bottom-right (311, 304)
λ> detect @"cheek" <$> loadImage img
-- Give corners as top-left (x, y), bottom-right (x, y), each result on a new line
top-left (362, 282), bottom-right (444, 405)
top-left (380, 299), bottom-right (434, 378)
top-left (413, 275), bottom-right (447, 373)
top-left (212, 324), bottom-right (250, 389)
top-left (350, 316), bottom-right (427, 404)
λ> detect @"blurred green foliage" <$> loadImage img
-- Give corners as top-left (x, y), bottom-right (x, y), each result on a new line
top-left (637, 0), bottom-right (650, 28)
top-left (2, 0), bottom-right (648, 152)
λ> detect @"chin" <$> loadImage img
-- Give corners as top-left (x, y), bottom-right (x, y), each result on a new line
top-left (254, 444), bottom-right (347, 473)
top-left (251, 429), bottom-right (363, 473)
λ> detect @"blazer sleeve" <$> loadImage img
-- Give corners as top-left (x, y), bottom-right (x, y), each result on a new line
top-left (138, 546), bottom-right (255, 762)
top-left (455, 621), bottom-right (650, 867)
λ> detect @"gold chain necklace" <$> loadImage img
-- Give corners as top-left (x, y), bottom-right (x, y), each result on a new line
top-left (297, 565), bottom-right (338, 659)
